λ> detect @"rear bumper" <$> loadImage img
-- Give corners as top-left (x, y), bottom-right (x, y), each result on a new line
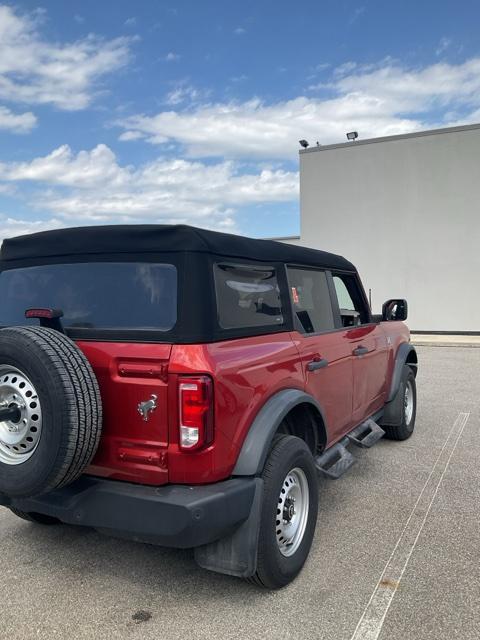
top-left (0, 475), bottom-right (257, 549)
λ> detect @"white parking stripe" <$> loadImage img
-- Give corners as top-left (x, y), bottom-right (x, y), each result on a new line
top-left (350, 411), bottom-right (470, 640)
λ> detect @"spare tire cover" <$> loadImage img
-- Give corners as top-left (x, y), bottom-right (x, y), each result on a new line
top-left (0, 326), bottom-right (102, 498)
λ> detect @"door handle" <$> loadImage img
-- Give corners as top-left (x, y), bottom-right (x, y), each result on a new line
top-left (307, 358), bottom-right (329, 372)
top-left (353, 345), bottom-right (369, 356)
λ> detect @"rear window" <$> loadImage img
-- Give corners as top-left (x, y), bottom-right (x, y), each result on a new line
top-left (214, 263), bottom-right (284, 330)
top-left (0, 262), bottom-right (177, 331)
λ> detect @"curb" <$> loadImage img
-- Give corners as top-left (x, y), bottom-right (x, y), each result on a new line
top-left (411, 337), bottom-right (480, 348)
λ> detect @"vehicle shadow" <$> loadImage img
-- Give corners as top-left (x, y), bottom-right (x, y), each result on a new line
top-left (3, 510), bottom-right (262, 598)
top-left (2, 444), bottom-right (378, 600)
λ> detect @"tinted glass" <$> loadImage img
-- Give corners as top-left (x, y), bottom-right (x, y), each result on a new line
top-left (333, 276), bottom-right (356, 311)
top-left (0, 263), bottom-right (177, 331)
top-left (214, 263), bottom-right (284, 329)
top-left (332, 274), bottom-right (368, 326)
top-left (287, 267), bottom-right (334, 333)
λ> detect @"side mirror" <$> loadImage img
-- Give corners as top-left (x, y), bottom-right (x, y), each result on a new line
top-left (382, 299), bottom-right (408, 322)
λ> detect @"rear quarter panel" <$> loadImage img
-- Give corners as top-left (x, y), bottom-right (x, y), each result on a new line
top-left (168, 333), bottom-right (304, 483)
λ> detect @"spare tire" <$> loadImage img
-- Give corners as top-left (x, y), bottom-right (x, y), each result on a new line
top-left (0, 326), bottom-right (102, 498)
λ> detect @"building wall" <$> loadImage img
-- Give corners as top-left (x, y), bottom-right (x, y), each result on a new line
top-left (297, 124), bottom-right (480, 332)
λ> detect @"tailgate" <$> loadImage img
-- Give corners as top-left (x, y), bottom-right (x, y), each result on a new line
top-left (78, 341), bottom-right (172, 485)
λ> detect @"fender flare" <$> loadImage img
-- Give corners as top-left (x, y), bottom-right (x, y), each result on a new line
top-left (387, 343), bottom-right (418, 402)
top-left (232, 389), bottom-right (326, 477)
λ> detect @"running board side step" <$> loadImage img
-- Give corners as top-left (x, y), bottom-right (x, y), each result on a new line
top-left (346, 419), bottom-right (385, 449)
top-left (315, 443), bottom-right (356, 479)
top-left (315, 419), bottom-right (384, 480)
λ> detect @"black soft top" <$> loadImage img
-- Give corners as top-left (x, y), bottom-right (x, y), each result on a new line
top-left (0, 224), bottom-right (355, 272)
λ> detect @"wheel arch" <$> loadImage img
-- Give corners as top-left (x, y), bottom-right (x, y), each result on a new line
top-left (387, 343), bottom-right (418, 403)
top-left (232, 389), bottom-right (327, 477)
top-left (405, 347), bottom-right (418, 373)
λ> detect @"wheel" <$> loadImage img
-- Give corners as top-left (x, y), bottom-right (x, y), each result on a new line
top-left (249, 435), bottom-right (319, 589)
top-left (8, 507), bottom-right (60, 525)
top-left (382, 365), bottom-right (417, 441)
top-left (0, 326), bottom-right (102, 498)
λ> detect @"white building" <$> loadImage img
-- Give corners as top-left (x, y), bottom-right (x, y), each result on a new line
top-left (283, 123), bottom-right (480, 333)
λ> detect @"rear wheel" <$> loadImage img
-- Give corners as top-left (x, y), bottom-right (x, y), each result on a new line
top-left (250, 435), bottom-right (318, 589)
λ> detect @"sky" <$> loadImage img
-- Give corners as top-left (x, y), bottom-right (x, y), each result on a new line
top-left (0, 0), bottom-right (479, 242)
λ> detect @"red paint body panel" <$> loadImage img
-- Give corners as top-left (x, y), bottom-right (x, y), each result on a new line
top-left (77, 322), bottom-right (410, 487)
top-left (344, 325), bottom-right (389, 426)
top-left (290, 329), bottom-right (353, 445)
top-left (167, 333), bottom-right (304, 484)
top-left (79, 341), bottom-right (171, 485)
top-left (379, 322), bottom-right (411, 396)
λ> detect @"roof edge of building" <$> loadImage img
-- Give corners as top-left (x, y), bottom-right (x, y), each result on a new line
top-left (300, 122), bottom-right (480, 154)
top-left (263, 235), bottom-right (301, 241)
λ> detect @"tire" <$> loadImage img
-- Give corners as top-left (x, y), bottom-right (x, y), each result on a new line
top-left (249, 435), bottom-right (319, 589)
top-left (382, 365), bottom-right (417, 441)
top-left (8, 507), bottom-right (59, 525)
top-left (0, 326), bottom-right (102, 498)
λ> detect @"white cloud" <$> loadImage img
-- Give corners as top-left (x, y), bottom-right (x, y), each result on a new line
top-left (0, 215), bottom-right (64, 246)
top-left (0, 183), bottom-right (15, 194)
top-left (124, 17), bottom-right (137, 27)
top-left (118, 130), bottom-right (144, 141)
top-left (349, 6), bottom-right (365, 25)
top-left (116, 57), bottom-right (480, 159)
top-left (163, 81), bottom-right (211, 106)
top-left (334, 61), bottom-right (358, 77)
top-left (164, 84), bottom-right (208, 105)
top-left (117, 95), bottom-right (421, 159)
top-left (165, 87), bottom-right (191, 105)
top-left (436, 37), bottom-right (451, 56)
top-left (0, 144), bottom-right (129, 187)
top-left (333, 58), bottom-right (480, 110)
top-left (164, 52), bottom-right (180, 62)
top-left (234, 27), bottom-right (246, 35)
top-left (0, 105), bottom-right (36, 133)
top-left (0, 4), bottom-right (132, 110)
top-left (0, 144), bottom-right (298, 230)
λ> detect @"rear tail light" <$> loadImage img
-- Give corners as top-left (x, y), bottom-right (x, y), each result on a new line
top-left (178, 376), bottom-right (214, 451)
top-left (25, 308), bottom-right (63, 319)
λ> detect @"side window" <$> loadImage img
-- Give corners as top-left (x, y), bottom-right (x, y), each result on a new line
top-left (332, 275), bottom-right (369, 327)
top-left (287, 267), bottom-right (335, 334)
top-left (214, 263), bottom-right (284, 330)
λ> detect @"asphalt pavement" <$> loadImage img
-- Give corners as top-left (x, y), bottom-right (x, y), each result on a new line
top-left (0, 346), bottom-right (479, 640)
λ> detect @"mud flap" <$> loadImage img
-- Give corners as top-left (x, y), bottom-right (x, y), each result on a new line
top-left (194, 477), bottom-right (263, 578)
top-left (382, 374), bottom-right (405, 426)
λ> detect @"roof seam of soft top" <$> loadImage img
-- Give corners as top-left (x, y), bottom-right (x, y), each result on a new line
top-left (188, 225), bottom-right (212, 252)
top-left (0, 224), bottom-right (355, 272)
top-left (0, 248), bottom-right (351, 264)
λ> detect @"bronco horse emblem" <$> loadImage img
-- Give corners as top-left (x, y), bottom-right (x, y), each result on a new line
top-left (137, 394), bottom-right (158, 422)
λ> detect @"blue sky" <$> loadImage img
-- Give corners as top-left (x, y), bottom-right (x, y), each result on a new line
top-left (0, 0), bottom-right (479, 241)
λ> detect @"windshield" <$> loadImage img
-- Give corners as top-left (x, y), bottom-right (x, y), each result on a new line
top-left (0, 262), bottom-right (177, 331)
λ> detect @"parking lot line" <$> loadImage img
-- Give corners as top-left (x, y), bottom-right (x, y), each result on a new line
top-left (349, 411), bottom-right (470, 640)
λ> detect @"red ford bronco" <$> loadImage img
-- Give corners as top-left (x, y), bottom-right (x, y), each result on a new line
top-left (0, 225), bottom-right (417, 588)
